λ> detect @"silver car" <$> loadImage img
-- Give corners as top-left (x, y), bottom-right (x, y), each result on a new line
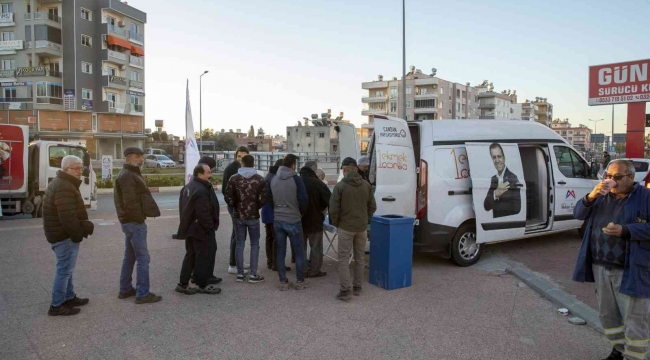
top-left (145, 154), bottom-right (176, 168)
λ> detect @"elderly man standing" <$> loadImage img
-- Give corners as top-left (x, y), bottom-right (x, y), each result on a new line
top-left (329, 158), bottom-right (376, 301)
top-left (114, 147), bottom-right (162, 304)
top-left (356, 156), bottom-right (371, 183)
top-left (43, 155), bottom-right (94, 316)
top-left (299, 160), bottom-right (331, 278)
top-left (573, 160), bottom-right (650, 360)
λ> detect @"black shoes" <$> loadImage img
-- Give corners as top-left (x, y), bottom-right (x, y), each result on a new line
top-left (602, 348), bottom-right (623, 360)
top-left (118, 288), bottom-right (137, 299)
top-left (63, 296), bottom-right (89, 307)
top-left (135, 292), bottom-right (162, 304)
top-left (336, 290), bottom-right (352, 301)
top-left (48, 305), bottom-right (80, 316)
top-left (305, 271), bottom-right (327, 279)
top-left (353, 287), bottom-right (362, 296)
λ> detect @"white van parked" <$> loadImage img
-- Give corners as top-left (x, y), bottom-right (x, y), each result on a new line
top-left (363, 115), bottom-right (600, 266)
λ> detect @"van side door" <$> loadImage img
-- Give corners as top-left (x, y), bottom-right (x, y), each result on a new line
top-left (465, 142), bottom-right (527, 243)
top-left (368, 115), bottom-right (416, 216)
top-left (336, 122), bottom-right (360, 182)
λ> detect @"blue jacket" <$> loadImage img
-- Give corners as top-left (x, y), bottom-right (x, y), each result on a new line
top-left (573, 184), bottom-right (650, 298)
top-left (261, 172), bottom-right (275, 224)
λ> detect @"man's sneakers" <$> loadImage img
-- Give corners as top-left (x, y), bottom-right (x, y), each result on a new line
top-left (294, 281), bottom-right (309, 291)
top-left (353, 286), bottom-right (362, 296)
top-left (175, 284), bottom-right (198, 295)
top-left (279, 281), bottom-right (292, 291)
top-left (63, 296), bottom-right (89, 307)
top-left (135, 292), bottom-right (163, 304)
top-left (228, 266), bottom-right (249, 275)
top-left (602, 348), bottom-right (623, 360)
top-left (197, 285), bottom-right (221, 295)
top-left (248, 275), bottom-right (265, 284)
top-left (305, 271), bottom-right (327, 279)
top-left (236, 274), bottom-right (246, 282)
top-left (117, 288), bottom-right (136, 299)
top-left (191, 275), bottom-right (223, 285)
top-left (48, 305), bottom-right (80, 316)
top-left (336, 290), bottom-right (352, 301)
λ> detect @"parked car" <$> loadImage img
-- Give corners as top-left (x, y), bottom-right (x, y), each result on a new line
top-left (604, 158), bottom-right (650, 186)
top-left (145, 154), bottom-right (176, 168)
top-left (145, 148), bottom-right (169, 156)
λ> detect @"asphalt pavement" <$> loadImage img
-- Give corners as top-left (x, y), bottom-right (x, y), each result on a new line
top-left (0, 191), bottom-right (613, 360)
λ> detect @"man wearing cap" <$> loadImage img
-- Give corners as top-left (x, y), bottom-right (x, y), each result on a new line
top-left (114, 147), bottom-right (162, 304)
top-left (329, 157), bottom-right (376, 301)
top-left (357, 156), bottom-right (371, 183)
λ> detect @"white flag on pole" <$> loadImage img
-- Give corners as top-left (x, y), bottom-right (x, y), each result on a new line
top-left (184, 80), bottom-right (201, 185)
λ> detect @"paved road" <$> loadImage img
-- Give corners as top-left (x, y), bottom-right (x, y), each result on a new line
top-left (0, 202), bottom-right (611, 359)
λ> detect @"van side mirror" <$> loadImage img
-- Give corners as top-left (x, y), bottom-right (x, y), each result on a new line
top-left (590, 162), bottom-right (599, 177)
top-left (83, 152), bottom-right (91, 167)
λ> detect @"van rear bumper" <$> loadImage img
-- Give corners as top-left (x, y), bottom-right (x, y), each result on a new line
top-left (414, 217), bottom-right (456, 256)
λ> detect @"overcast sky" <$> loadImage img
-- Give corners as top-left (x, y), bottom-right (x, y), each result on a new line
top-left (137, 0), bottom-right (650, 138)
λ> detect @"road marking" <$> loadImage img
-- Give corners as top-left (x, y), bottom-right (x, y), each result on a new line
top-left (0, 225), bottom-right (44, 232)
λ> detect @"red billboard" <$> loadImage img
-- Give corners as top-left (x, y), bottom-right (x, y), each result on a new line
top-left (0, 124), bottom-right (27, 192)
top-left (589, 58), bottom-right (650, 106)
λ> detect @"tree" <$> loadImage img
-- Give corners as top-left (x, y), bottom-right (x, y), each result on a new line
top-left (214, 133), bottom-right (238, 151)
top-left (151, 132), bottom-right (161, 141)
top-left (195, 128), bottom-right (214, 140)
top-left (615, 143), bottom-right (626, 154)
top-left (248, 125), bottom-right (255, 138)
top-left (160, 131), bottom-right (168, 141)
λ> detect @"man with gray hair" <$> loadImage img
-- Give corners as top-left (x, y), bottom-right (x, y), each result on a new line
top-left (357, 156), bottom-right (370, 183)
top-left (573, 159), bottom-right (650, 360)
top-left (43, 155), bottom-right (94, 316)
top-left (299, 160), bottom-right (331, 278)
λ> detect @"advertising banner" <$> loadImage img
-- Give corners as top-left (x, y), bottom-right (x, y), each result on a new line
top-left (70, 112), bottom-right (92, 132)
top-left (39, 111), bottom-right (68, 131)
top-left (101, 155), bottom-right (113, 181)
top-left (184, 81), bottom-right (200, 185)
top-left (589, 59), bottom-right (650, 106)
top-left (99, 114), bottom-right (120, 133)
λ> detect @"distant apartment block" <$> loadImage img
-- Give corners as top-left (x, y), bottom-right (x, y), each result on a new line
top-left (533, 97), bottom-right (553, 126)
top-left (551, 119), bottom-right (591, 151)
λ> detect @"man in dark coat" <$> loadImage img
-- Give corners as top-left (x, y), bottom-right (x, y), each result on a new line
top-left (43, 155), bottom-right (94, 316)
top-left (299, 161), bottom-right (331, 278)
top-left (114, 147), bottom-right (162, 304)
top-left (222, 146), bottom-right (250, 275)
top-left (483, 143), bottom-right (521, 218)
top-left (175, 164), bottom-right (221, 295)
top-left (262, 159), bottom-right (294, 271)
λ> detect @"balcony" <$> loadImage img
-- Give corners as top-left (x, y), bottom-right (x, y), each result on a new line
top-left (108, 102), bottom-right (127, 113)
top-left (25, 40), bottom-right (62, 56)
top-left (129, 55), bottom-right (144, 69)
top-left (131, 104), bottom-right (144, 113)
top-left (0, 13), bottom-right (15, 27)
top-left (414, 107), bottom-right (438, 114)
top-left (129, 32), bottom-right (144, 44)
top-left (478, 102), bottom-right (495, 109)
top-left (129, 80), bottom-right (144, 90)
top-left (414, 92), bottom-right (438, 99)
top-left (24, 12), bottom-right (61, 27)
top-left (107, 49), bottom-right (127, 63)
top-left (108, 24), bottom-right (127, 37)
top-left (361, 109), bottom-right (387, 116)
top-left (14, 67), bottom-right (62, 78)
top-left (413, 78), bottom-right (438, 86)
top-left (0, 69), bottom-right (14, 78)
top-left (0, 97), bottom-right (33, 110)
top-left (104, 75), bottom-right (128, 89)
top-left (361, 81), bottom-right (388, 90)
top-left (361, 95), bottom-right (387, 103)
top-left (36, 97), bottom-right (63, 105)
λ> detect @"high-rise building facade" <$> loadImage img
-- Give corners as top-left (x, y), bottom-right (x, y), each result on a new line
top-left (0, 0), bottom-right (146, 159)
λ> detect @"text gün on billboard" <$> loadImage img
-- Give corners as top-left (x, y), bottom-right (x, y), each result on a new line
top-left (589, 58), bottom-right (650, 106)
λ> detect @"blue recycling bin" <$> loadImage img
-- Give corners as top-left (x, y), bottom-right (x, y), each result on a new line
top-left (369, 214), bottom-right (414, 290)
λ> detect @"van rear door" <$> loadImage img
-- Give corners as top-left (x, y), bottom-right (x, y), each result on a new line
top-left (336, 122), bottom-right (360, 182)
top-left (465, 142), bottom-right (527, 243)
top-left (369, 115), bottom-right (416, 216)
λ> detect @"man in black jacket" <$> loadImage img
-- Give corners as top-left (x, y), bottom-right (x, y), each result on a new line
top-left (300, 161), bottom-right (331, 278)
top-left (175, 164), bottom-right (221, 295)
top-left (222, 146), bottom-right (250, 274)
top-left (483, 143), bottom-right (522, 218)
top-left (114, 147), bottom-right (162, 304)
top-left (43, 155), bottom-right (94, 316)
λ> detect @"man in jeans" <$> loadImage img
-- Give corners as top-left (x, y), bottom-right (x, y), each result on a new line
top-left (268, 154), bottom-right (309, 290)
top-left (299, 161), bottom-right (331, 278)
top-left (43, 155), bottom-right (94, 316)
top-left (114, 147), bottom-right (162, 304)
top-left (176, 164), bottom-right (221, 295)
top-left (329, 158), bottom-right (376, 301)
top-left (225, 155), bottom-right (266, 283)
top-left (573, 160), bottom-right (650, 360)
top-left (222, 146), bottom-right (250, 275)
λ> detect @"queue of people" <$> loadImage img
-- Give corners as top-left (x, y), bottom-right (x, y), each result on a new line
top-left (43, 146), bottom-right (377, 316)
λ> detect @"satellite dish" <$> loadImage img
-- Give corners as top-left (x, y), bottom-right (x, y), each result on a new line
top-left (311, 114), bottom-right (318, 120)
top-left (431, 68), bottom-right (437, 76)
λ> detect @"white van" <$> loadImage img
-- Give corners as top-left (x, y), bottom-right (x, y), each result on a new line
top-left (363, 115), bottom-right (600, 266)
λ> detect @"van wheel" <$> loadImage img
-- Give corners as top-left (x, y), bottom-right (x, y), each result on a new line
top-left (451, 224), bottom-right (482, 267)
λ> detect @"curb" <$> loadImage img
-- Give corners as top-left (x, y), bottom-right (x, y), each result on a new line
top-left (506, 265), bottom-right (602, 333)
top-left (97, 184), bottom-right (222, 195)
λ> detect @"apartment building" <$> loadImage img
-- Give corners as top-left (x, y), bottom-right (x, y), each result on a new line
top-left (478, 90), bottom-right (517, 119)
top-left (533, 97), bottom-right (553, 126)
top-left (551, 119), bottom-right (592, 151)
top-left (361, 66), bottom-right (479, 127)
top-left (0, 0), bottom-right (146, 159)
top-left (511, 101), bottom-right (539, 121)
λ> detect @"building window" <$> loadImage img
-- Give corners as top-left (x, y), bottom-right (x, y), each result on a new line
top-left (439, 101), bottom-right (443, 109)
top-left (456, 89), bottom-right (460, 98)
top-left (104, 66), bottom-right (117, 76)
top-left (406, 87), bottom-right (411, 95)
top-left (415, 99), bottom-right (436, 108)
top-left (130, 72), bottom-right (139, 81)
top-left (82, 88), bottom-right (92, 100)
top-left (3, 87), bottom-right (16, 99)
top-left (319, 132), bottom-right (325, 138)
top-left (390, 102), bottom-right (397, 113)
top-left (406, 101), bottom-right (411, 108)
top-left (305, 132), bottom-right (311, 137)
top-left (0, 59), bottom-right (14, 70)
top-left (440, 87), bottom-right (444, 95)
top-left (1, 3), bottom-right (12, 13)
top-left (36, 81), bottom-right (62, 99)
top-left (106, 92), bottom-right (117, 106)
top-left (81, 61), bottom-right (92, 74)
top-left (390, 87), bottom-right (397, 99)
top-left (333, 145), bottom-right (338, 152)
top-left (81, 34), bottom-right (92, 47)
top-left (80, 8), bottom-right (91, 21)
top-left (130, 23), bottom-right (140, 35)
top-left (1, 31), bottom-right (13, 41)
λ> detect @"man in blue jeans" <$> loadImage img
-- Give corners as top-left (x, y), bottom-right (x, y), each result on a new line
top-left (222, 146), bottom-right (250, 275)
top-left (225, 155), bottom-right (267, 283)
top-left (268, 154), bottom-right (309, 290)
top-left (114, 147), bottom-right (162, 304)
top-left (43, 155), bottom-right (94, 316)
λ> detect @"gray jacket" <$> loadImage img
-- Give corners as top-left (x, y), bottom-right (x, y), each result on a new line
top-left (267, 166), bottom-right (308, 224)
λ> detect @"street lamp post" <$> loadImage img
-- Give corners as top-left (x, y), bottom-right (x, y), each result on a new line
top-left (199, 70), bottom-right (209, 152)
top-left (589, 118), bottom-right (604, 134)
top-left (401, 0), bottom-right (406, 120)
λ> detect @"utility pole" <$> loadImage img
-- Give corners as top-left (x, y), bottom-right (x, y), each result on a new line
top-left (610, 105), bottom-right (614, 153)
top-left (589, 118), bottom-right (603, 134)
top-left (401, 0), bottom-right (406, 120)
top-left (199, 70), bottom-right (209, 152)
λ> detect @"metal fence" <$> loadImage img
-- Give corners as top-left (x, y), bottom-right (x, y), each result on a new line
top-left (200, 151), bottom-right (341, 177)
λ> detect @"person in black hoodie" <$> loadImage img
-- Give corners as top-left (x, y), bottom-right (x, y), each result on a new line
top-left (262, 159), bottom-right (295, 271)
top-left (114, 147), bottom-right (162, 304)
top-left (43, 155), bottom-right (94, 316)
top-left (299, 161), bottom-right (331, 278)
top-left (222, 146), bottom-right (250, 274)
top-left (175, 164), bottom-right (221, 295)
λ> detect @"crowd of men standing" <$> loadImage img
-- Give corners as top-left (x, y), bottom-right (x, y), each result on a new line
top-left (42, 146), bottom-right (376, 316)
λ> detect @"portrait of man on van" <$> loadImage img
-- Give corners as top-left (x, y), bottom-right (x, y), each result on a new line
top-left (483, 143), bottom-right (522, 218)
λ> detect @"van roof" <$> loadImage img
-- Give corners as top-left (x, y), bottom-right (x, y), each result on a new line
top-left (423, 120), bottom-right (566, 144)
